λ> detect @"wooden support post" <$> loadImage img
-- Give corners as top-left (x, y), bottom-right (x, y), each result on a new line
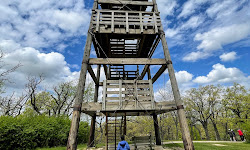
top-left (96, 10), bottom-right (100, 32)
top-left (124, 113), bottom-right (127, 135)
top-left (105, 113), bottom-right (108, 150)
top-left (67, 2), bottom-right (98, 149)
top-left (119, 79), bottom-right (122, 109)
top-left (139, 12), bottom-right (143, 33)
top-left (102, 80), bottom-right (107, 110)
top-left (111, 11), bottom-right (114, 33)
top-left (153, 114), bottom-right (161, 145)
top-left (149, 79), bottom-right (155, 109)
top-left (147, 66), bottom-right (151, 79)
top-left (126, 12), bottom-right (129, 33)
top-left (88, 65), bottom-right (101, 147)
top-left (103, 65), bottom-right (109, 79)
top-left (160, 33), bottom-right (194, 150)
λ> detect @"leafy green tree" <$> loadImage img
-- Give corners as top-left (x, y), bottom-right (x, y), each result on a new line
top-left (223, 83), bottom-right (249, 121)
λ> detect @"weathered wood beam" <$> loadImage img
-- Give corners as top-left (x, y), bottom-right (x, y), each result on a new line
top-left (67, 1), bottom-right (97, 150)
top-left (87, 66), bottom-right (98, 85)
top-left (89, 58), bottom-right (166, 65)
top-left (153, 114), bottom-right (161, 145)
top-left (103, 64), bottom-right (109, 79)
top-left (139, 65), bottom-right (149, 80)
top-left (137, 35), bottom-right (146, 57)
top-left (152, 65), bottom-right (167, 84)
top-left (148, 35), bottom-right (160, 58)
top-left (98, 0), bottom-right (154, 6)
top-left (82, 101), bottom-right (176, 112)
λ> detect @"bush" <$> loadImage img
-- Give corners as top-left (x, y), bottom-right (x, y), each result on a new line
top-left (0, 115), bottom-right (89, 150)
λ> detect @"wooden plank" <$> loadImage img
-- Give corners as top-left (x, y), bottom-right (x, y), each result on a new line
top-left (97, 28), bottom-right (156, 34)
top-left (98, 0), bottom-right (154, 6)
top-left (87, 65), bottom-right (98, 85)
top-left (96, 10), bottom-right (100, 32)
top-left (106, 84), bottom-right (149, 89)
top-left (119, 79), bottom-right (122, 109)
top-left (134, 79), bottom-right (138, 109)
top-left (111, 11), bottom-right (114, 33)
top-left (106, 80), bottom-right (149, 84)
top-left (89, 58), bottom-right (166, 65)
top-left (152, 65), bottom-right (168, 84)
top-left (126, 12), bottom-right (129, 33)
top-left (102, 80), bottom-right (107, 110)
top-left (153, 13), bottom-right (158, 33)
top-left (139, 12), bottom-right (143, 33)
top-left (106, 91), bottom-right (119, 94)
top-left (82, 101), bottom-right (177, 112)
top-left (149, 79), bottom-right (155, 109)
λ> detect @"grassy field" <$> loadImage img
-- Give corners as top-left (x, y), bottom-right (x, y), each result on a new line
top-left (36, 144), bottom-right (87, 150)
top-left (164, 142), bottom-right (250, 150)
top-left (36, 142), bottom-right (250, 150)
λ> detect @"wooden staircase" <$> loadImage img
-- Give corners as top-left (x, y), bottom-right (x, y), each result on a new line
top-left (105, 114), bottom-right (126, 150)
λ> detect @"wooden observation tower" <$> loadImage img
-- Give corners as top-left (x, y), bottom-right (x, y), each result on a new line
top-left (67, 0), bottom-right (194, 150)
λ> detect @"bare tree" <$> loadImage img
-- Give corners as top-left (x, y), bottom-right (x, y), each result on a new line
top-left (0, 92), bottom-right (27, 116)
top-left (25, 75), bottom-right (44, 114)
top-left (50, 81), bottom-right (77, 116)
top-left (0, 51), bottom-right (21, 85)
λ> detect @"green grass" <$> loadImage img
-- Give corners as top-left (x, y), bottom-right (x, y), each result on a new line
top-left (36, 144), bottom-right (87, 150)
top-left (164, 142), bottom-right (250, 150)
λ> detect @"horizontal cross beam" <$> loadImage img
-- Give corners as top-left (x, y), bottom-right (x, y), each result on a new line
top-left (98, 0), bottom-right (154, 6)
top-left (88, 58), bottom-right (166, 65)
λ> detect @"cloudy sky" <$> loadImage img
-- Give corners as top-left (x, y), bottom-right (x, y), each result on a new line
top-left (0, 0), bottom-right (249, 96)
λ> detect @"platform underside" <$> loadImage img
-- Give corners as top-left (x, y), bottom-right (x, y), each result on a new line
top-left (82, 101), bottom-right (177, 117)
top-left (93, 33), bottom-right (158, 58)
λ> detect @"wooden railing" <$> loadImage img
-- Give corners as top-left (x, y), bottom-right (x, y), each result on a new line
top-left (92, 10), bottom-right (161, 34)
top-left (102, 80), bottom-right (155, 110)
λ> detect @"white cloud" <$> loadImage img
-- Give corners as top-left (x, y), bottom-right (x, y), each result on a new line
top-left (193, 63), bottom-right (250, 86)
top-left (180, 15), bottom-right (204, 29)
top-left (0, 0), bottom-right (90, 51)
top-left (167, 70), bottom-right (194, 91)
top-left (195, 23), bottom-right (250, 51)
top-left (206, 0), bottom-right (247, 20)
top-left (219, 51), bottom-right (238, 62)
top-left (183, 51), bottom-right (211, 62)
top-left (165, 28), bottom-right (181, 38)
top-left (157, 0), bottom-right (178, 18)
top-left (178, 0), bottom-right (209, 18)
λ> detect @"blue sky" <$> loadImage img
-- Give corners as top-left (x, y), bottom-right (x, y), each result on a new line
top-left (0, 0), bottom-right (249, 96)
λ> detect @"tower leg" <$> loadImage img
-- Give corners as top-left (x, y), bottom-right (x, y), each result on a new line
top-left (88, 65), bottom-right (101, 147)
top-left (160, 33), bottom-right (194, 150)
top-left (67, 31), bottom-right (93, 150)
top-left (153, 114), bottom-right (161, 145)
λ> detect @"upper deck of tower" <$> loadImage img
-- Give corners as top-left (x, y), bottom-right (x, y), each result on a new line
top-left (91, 0), bottom-right (161, 58)
top-left (92, 0), bottom-right (160, 35)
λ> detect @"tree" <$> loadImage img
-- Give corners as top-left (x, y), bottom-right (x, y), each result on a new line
top-left (184, 86), bottom-right (214, 140)
top-left (50, 81), bottom-right (77, 116)
top-left (0, 51), bottom-right (21, 86)
top-left (223, 83), bottom-right (249, 121)
top-left (0, 92), bottom-right (27, 116)
top-left (25, 75), bottom-right (44, 114)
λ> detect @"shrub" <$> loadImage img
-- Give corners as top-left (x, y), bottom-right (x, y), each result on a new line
top-left (0, 115), bottom-right (89, 150)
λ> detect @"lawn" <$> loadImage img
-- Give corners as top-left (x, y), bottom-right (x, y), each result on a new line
top-left (36, 144), bottom-right (87, 150)
top-left (164, 142), bottom-right (250, 150)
